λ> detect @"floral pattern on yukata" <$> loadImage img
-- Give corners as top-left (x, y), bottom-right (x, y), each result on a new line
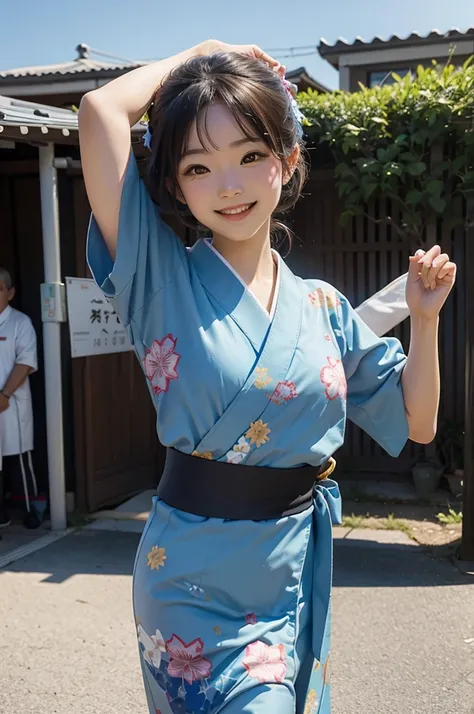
top-left (320, 356), bottom-right (347, 400)
top-left (225, 421), bottom-right (272, 464)
top-left (323, 652), bottom-right (331, 685)
top-left (308, 287), bottom-right (341, 310)
top-left (146, 546), bottom-right (167, 570)
top-left (138, 625), bottom-right (224, 713)
top-left (303, 689), bottom-right (319, 714)
top-left (254, 367), bottom-right (272, 390)
top-left (143, 334), bottom-right (181, 395)
top-left (225, 436), bottom-right (251, 464)
top-left (242, 640), bottom-right (287, 683)
top-left (267, 380), bottom-right (298, 405)
top-left (191, 450), bottom-right (213, 460)
top-left (245, 420), bottom-right (271, 447)
top-left (138, 624), bottom-right (166, 669)
top-left (166, 635), bottom-right (212, 684)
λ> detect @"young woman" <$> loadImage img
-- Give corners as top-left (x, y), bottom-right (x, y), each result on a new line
top-left (79, 39), bottom-right (456, 714)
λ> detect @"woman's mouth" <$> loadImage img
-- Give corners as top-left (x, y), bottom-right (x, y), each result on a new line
top-left (215, 202), bottom-right (257, 221)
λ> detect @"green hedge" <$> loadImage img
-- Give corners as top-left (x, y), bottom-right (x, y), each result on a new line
top-left (297, 58), bottom-right (474, 243)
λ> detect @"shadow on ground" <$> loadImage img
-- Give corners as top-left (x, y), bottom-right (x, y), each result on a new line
top-left (334, 536), bottom-right (468, 588)
top-left (1, 527), bottom-right (471, 589)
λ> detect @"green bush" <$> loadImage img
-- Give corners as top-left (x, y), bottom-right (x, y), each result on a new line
top-left (298, 58), bottom-right (474, 243)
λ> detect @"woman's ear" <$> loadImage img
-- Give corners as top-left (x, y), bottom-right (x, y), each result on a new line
top-left (282, 144), bottom-right (300, 185)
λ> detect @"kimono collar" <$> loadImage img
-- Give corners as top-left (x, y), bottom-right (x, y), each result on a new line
top-left (189, 238), bottom-right (283, 351)
top-left (0, 305), bottom-right (12, 327)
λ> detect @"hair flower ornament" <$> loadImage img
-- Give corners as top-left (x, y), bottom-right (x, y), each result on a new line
top-left (143, 122), bottom-right (153, 150)
top-left (281, 78), bottom-right (306, 128)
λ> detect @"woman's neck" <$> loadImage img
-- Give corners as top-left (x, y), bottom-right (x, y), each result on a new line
top-left (211, 221), bottom-right (275, 287)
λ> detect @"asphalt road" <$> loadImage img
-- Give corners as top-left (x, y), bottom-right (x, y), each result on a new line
top-left (0, 528), bottom-right (473, 714)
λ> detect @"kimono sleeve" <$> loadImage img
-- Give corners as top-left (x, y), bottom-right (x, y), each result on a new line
top-left (86, 151), bottom-right (186, 325)
top-left (15, 316), bottom-right (37, 373)
top-left (335, 292), bottom-right (409, 457)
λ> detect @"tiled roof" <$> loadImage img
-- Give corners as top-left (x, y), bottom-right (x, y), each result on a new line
top-left (0, 44), bottom-right (144, 82)
top-left (319, 27), bottom-right (474, 57)
top-left (0, 57), bottom-right (143, 79)
top-left (286, 66), bottom-right (328, 93)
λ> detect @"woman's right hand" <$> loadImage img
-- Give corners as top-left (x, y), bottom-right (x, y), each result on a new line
top-left (198, 40), bottom-right (285, 77)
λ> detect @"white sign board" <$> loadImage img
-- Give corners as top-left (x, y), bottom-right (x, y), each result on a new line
top-left (65, 277), bottom-right (133, 358)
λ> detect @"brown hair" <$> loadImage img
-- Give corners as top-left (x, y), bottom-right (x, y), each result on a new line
top-left (146, 51), bottom-right (307, 246)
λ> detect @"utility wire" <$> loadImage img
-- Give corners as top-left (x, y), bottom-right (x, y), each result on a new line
top-left (83, 43), bottom-right (320, 65)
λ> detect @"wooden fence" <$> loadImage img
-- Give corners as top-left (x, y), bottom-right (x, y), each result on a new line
top-left (286, 169), bottom-right (466, 477)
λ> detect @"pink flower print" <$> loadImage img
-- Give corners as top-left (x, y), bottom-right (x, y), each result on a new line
top-left (308, 287), bottom-right (324, 307)
top-left (166, 634), bottom-right (212, 685)
top-left (243, 640), bottom-right (287, 683)
top-left (245, 612), bottom-right (257, 625)
top-left (320, 356), bottom-right (347, 401)
top-left (268, 380), bottom-right (298, 405)
top-left (324, 333), bottom-right (332, 341)
top-left (308, 288), bottom-right (341, 310)
top-left (143, 334), bottom-right (181, 395)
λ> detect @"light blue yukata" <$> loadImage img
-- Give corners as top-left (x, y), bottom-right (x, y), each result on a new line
top-left (87, 154), bottom-right (409, 714)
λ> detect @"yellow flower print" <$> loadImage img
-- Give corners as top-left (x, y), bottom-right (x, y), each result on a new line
top-left (245, 420), bottom-right (271, 448)
top-left (192, 450), bottom-right (213, 460)
top-left (146, 545), bottom-right (167, 570)
top-left (254, 367), bottom-right (272, 390)
top-left (304, 689), bottom-right (318, 714)
top-left (325, 291), bottom-right (341, 310)
top-left (323, 652), bottom-right (331, 685)
top-left (213, 625), bottom-right (221, 635)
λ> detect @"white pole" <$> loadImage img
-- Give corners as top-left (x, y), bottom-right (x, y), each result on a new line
top-left (39, 145), bottom-right (67, 531)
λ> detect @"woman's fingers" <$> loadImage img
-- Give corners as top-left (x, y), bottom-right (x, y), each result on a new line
top-left (409, 245), bottom-right (456, 291)
top-left (216, 42), bottom-right (286, 76)
top-left (416, 245), bottom-right (441, 289)
top-left (437, 261), bottom-right (457, 283)
top-left (426, 254), bottom-right (450, 289)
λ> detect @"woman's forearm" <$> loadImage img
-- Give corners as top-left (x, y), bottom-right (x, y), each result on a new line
top-left (83, 42), bottom-right (207, 126)
top-left (401, 315), bottom-right (440, 443)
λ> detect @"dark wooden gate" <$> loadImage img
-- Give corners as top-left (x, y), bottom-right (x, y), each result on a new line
top-left (0, 158), bottom-right (49, 490)
top-left (71, 175), bottom-right (163, 511)
top-left (288, 170), bottom-right (465, 476)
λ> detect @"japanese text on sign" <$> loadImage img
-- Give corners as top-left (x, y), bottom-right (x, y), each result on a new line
top-left (65, 277), bottom-right (133, 358)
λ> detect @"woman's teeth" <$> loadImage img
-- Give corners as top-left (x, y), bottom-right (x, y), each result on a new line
top-left (218, 203), bottom-right (254, 215)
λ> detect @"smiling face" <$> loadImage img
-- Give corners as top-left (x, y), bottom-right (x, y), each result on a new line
top-left (177, 102), bottom-right (294, 245)
top-left (148, 52), bottom-right (307, 244)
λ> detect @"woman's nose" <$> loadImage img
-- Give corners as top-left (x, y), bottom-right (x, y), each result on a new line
top-left (218, 174), bottom-right (244, 199)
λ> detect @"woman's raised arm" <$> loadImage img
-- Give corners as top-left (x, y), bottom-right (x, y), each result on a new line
top-left (78, 43), bottom-right (207, 259)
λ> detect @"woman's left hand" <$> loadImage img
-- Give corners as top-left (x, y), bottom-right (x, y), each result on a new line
top-left (406, 245), bottom-right (457, 320)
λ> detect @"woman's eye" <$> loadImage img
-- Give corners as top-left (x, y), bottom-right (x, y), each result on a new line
top-left (185, 165), bottom-right (208, 176)
top-left (242, 151), bottom-right (267, 164)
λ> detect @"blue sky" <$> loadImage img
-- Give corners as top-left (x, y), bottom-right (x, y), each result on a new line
top-left (1, 0), bottom-right (472, 88)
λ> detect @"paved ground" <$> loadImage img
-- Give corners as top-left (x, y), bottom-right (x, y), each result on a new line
top-left (1, 524), bottom-right (473, 714)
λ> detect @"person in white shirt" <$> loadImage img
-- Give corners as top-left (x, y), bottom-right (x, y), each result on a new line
top-left (0, 267), bottom-right (40, 529)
